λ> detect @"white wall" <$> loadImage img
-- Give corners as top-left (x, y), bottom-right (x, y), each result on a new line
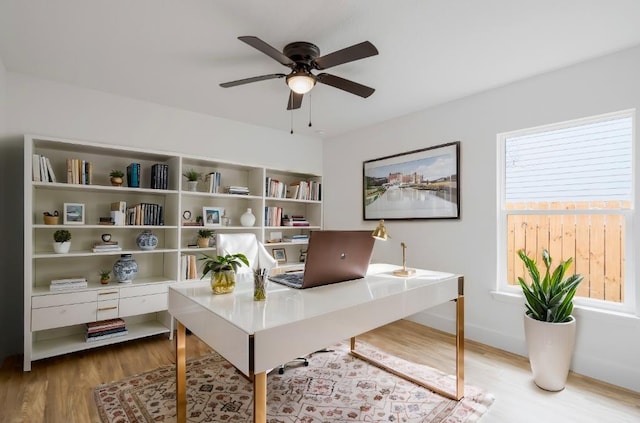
top-left (323, 46), bottom-right (640, 392)
top-left (0, 73), bottom-right (322, 362)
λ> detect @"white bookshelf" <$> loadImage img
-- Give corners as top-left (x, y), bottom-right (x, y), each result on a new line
top-left (24, 134), bottom-right (322, 371)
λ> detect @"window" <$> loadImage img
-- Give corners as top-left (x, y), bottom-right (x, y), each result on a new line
top-left (498, 110), bottom-right (634, 312)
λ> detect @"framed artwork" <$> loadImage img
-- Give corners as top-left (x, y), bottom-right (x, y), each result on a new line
top-left (63, 203), bottom-right (85, 224)
top-left (272, 248), bottom-right (287, 263)
top-left (363, 141), bottom-right (460, 220)
top-left (202, 206), bottom-right (224, 227)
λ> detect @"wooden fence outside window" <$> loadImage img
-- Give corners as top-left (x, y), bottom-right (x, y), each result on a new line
top-left (506, 201), bottom-right (628, 303)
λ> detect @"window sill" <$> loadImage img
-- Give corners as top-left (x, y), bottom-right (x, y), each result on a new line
top-left (490, 290), bottom-right (640, 324)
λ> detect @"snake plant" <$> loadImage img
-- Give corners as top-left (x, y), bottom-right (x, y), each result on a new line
top-left (517, 249), bottom-right (583, 323)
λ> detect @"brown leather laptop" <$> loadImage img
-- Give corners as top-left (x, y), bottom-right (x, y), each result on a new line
top-left (269, 230), bottom-right (375, 289)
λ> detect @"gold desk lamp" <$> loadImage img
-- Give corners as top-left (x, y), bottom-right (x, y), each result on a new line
top-left (371, 219), bottom-right (416, 277)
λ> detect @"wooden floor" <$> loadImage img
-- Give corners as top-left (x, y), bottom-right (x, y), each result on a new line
top-left (1, 320), bottom-right (639, 423)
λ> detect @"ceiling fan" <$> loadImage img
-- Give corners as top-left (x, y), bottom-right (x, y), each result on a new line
top-left (220, 36), bottom-right (379, 110)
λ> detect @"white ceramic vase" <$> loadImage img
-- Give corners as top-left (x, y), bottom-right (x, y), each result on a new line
top-left (240, 208), bottom-right (256, 227)
top-left (53, 241), bottom-right (71, 254)
top-left (524, 313), bottom-right (576, 391)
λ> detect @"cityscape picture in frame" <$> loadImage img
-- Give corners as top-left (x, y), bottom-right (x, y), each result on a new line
top-left (363, 142), bottom-right (460, 220)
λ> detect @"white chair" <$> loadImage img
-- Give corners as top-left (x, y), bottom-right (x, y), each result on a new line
top-left (216, 233), bottom-right (278, 274)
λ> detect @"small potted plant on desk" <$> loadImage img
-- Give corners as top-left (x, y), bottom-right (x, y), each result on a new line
top-left (518, 248), bottom-right (583, 391)
top-left (53, 229), bottom-right (71, 254)
top-left (182, 169), bottom-right (201, 192)
top-left (109, 169), bottom-right (125, 186)
top-left (98, 269), bottom-right (111, 285)
top-left (199, 252), bottom-right (249, 294)
top-left (197, 229), bottom-right (214, 248)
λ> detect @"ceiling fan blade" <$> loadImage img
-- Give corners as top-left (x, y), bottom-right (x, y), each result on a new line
top-left (286, 91), bottom-right (303, 110)
top-left (219, 73), bottom-right (285, 88)
top-left (313, 41), bottom-right (378, 70)
top-left (316, 73), bottom-right (375, 98)
top-left (238, 36), bottom-right (295, 67)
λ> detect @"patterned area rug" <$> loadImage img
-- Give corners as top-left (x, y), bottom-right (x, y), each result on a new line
top-left (94, 341), bottom-right (493, 422)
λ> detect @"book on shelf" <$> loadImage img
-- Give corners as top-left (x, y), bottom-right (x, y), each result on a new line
top-left (65, 158), bottom-right (92, 184)
top-left (126, 203), bottom-right (163, 226)
top-left (51, 276), bottom-right (87, 284)
top-left (32, 154), bottom-right (57, 183)
top-left (151, 163), bottom-right (169, 190)
top-left (181, 254), bottom-right (198, 280)
top-left (288, 180), bottom-right (321, 201)
top-left (207, 172), bottom-right (221, 193)
top-left (264, 206), bottom-right (283, 227)
top-left (126, 162), bottom-right (140, 188)
top-left (110, 201), bottom-right (127, 226)
top-left (265, 177), bottom-right (286, 198)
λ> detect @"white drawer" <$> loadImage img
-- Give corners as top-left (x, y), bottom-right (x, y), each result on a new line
top-left (119, 293), bottom-right (167, 317)
top-left (97, 299), bottom-right (119, 321)
top-left (32, 302), bottom-right (97, 331)
top-left (96, 289), bottom-right (119, 301)
top-left (32, 291), bottom-right (97, 308)
top-left (119, 283), bottom-right (167, 298)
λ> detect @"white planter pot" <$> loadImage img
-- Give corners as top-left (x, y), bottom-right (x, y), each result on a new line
top-left (187, 181), bottom-right (198, 192)
top-left (524, 313), bottom-right (576, 391)
top-left (53, 241), bottom-right (71, 254)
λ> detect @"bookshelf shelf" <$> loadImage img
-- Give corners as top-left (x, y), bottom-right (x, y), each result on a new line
top-left (24, 134), bottom-right (322, 371)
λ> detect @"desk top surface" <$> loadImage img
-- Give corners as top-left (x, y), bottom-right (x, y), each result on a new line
top-left (169, 263), bottom-right (460, 335)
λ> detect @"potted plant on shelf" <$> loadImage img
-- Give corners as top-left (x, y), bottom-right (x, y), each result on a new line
top-left (199, 252), bottom-right (249, 294)
top-left (109, 169), bottom-right (125, 186)
top-left (98, 269), bottom-right (111, 285)
top-left (182, 169), bottom-right (201, 192)
top-left (53, 229), bottom-right (72, 254)
top-left (197, 229), bottom-right (214, 248)
top-left (518, 248), bottom-right (584, 391)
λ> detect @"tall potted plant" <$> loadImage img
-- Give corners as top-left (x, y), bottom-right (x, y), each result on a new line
top-left (518, 249), bottom-right (583, 391)
top-left (199, 252), bottom-right (249, 294)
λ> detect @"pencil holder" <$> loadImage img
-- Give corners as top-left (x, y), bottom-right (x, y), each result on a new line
top-left (253, 269), bottom-right (267, 301)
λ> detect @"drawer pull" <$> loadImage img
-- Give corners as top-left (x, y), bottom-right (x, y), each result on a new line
top-left (98, 291), bottom-right (118, 296)
top-left (98, 306), bottom-right (118, 311)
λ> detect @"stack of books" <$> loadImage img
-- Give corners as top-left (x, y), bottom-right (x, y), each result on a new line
top-left (150, 163), bottom-right (169, 190)
top-left (282, 215), bottom-right (310, 226)
top-left (225, 186), bottom-right (250, 195)
top-left (110, 201), bottom-right (127, 226)
top-left (92, 241), bottom-right (121, 253)
top-left (287, 180), bottom-right (321, 201)
top-left (50, 276), bottom-right (88, 291)
top-left (283, 234), bottom-right (309, 243)
top-left (265, 177), bottom-right (286, 198)
top-left (126, 203), bottom-right (164, 225)
top-left (85, 318), bottom-right (128, 342)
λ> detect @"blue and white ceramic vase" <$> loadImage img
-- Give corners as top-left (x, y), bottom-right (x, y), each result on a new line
top-left (113, 254), bottom-right (138, 283)
top-left (136, 230), bottom-right (158, 250)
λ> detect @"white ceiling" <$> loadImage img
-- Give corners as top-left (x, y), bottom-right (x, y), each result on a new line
top-left (2, 0), bottom-right (640, 138)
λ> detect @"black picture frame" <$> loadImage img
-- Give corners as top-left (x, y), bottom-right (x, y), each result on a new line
top-left (363, 141), bottom-right (460, 220)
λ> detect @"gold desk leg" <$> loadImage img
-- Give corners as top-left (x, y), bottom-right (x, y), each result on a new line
top-left (455, 292), bottom-right (465, 400)
top-left (176, 322), bottom-right (187, 423)
top-left (253, 372), bottom-right (267, 423)
top-left (350, 279), bottom-right (465, 401)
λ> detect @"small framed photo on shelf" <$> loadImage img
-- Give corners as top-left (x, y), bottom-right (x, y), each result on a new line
top-left (63, 203), bottom-right (85, 224)
top-left (272, 248), bottom-right (287, 263)
top-left (202, 206), bottom-right (224, 227)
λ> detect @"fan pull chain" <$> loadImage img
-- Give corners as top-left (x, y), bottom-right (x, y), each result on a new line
top-left (308, 93), bottom-right (312, 127)
top-left (290, 93), bottom-right (294, 134)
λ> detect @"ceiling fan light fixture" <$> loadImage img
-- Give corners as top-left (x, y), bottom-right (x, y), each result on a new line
top-left (286, 71), bottom-right (316, 94)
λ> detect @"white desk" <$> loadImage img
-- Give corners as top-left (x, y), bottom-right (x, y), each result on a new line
top-left (169, 263), bottom-right (464, 423)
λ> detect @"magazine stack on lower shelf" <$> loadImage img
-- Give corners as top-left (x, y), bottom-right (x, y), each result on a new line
top-left (50, 277), bottom-right (88, 292)
top-left (86, 318), bottom-right (128, 342)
